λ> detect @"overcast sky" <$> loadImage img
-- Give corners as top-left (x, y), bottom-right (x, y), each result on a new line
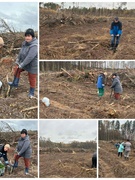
top-left (39, 120), bottom-right (97, 143)
top-left (0, 120), bottom-right (38, 131)
top-left (0, 2), bottom-right (38, 32)
top-left (55, 2), bottom-right (135, 9)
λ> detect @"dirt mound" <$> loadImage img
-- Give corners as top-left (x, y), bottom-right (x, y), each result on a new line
top-left (99, 141), bottom-right (135, 178)
top-left (39, 70), bottom-right (135, 119)
top-left (40, 9), bottom-right (135, 60)
top-left (40, 152), bottom-right (96, 178)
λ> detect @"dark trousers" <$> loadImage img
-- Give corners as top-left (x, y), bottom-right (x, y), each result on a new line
top-left (92, 156), bottom-right (97, 168)
top-left (118, 152), bottom-right (122, 157)
top-left (111, 35), bottom-right (121, 47)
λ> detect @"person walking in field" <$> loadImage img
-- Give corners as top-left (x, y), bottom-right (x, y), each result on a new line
top-left (0, 144), bottom-right (10, 165)
top-left (8, 28), bottom-right (38, 98)
top-left (91, 152), bottom-right (97, 168)
top-left (13, 129), bottom-right (32, 175)
top-left (97, 72), bottom-right (107, 99)
top-left (118, 142), bottom-right (124, 157)
top-left (124, 139), bottom-right (131, 160)
top-left (111, 73), bottom-right (123, 100)
top-left (110, 17), bottom-right (122, 50)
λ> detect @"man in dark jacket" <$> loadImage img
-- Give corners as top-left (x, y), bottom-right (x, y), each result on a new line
top-left (0, 144), bottom-right (10, 165)
top-left (91, 152), bottom-right (97, 168)
top-left (111, 73), bottom-right (123, 100)
top-left (8, 28), bottom-right (38, 98)
top-left (110, 17), bottom-right (122, 50)
top-left (13, 129), bottom-right (32, 175)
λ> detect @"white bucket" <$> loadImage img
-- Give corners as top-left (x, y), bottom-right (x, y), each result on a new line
top-left (42, 97), bottom-right (50, 107)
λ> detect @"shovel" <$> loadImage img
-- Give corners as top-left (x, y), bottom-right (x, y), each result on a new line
top-left (6, 66), bottom-right (19, 97)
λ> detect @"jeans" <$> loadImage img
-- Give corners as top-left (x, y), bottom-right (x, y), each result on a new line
top-left (111, 35), bottom-right (121, 47)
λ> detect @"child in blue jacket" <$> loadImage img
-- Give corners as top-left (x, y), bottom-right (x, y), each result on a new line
top-left (97, 72), bottom-right (106, 98)
top-left (110, 17), bottom-right (122, 50)
top-left (118, 142), bottom-right (124, 157)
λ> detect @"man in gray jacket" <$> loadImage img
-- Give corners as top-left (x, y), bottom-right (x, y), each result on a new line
top-left (124, 139), bottom-right (131, 160)
top-left (111, 73), bottom-right (123, 100)
top-left (13, 129), bottom-right (32, 175)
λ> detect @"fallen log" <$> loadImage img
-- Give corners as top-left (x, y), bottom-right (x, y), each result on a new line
top-left (125, 73), bottom-right (135, 85)
top-left (61, 68), bottom-right (73, 77)
top-left (21, 106), bottom-right (38, 112)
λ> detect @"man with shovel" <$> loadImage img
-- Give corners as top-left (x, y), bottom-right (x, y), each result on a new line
top-left (110, 17), bottom-right (122, 51)
top-left (111, 73), bottom-right (123, 100)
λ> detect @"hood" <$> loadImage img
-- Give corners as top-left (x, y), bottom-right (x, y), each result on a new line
top-left (116, 76), bottom-right (120, 80)
top-left (20, 135), bottom-right (30, 141)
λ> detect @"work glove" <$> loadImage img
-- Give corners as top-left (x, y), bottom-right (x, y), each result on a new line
top-left (5, 161), bottom-right (9, 165)
top-left (116, 34), bottom-right (119, 37)
top-left (102, 84), bottom-right (105, 87)
top-left (111, 34), bottom-right (114, 36)
top-left (18, 64), bottom-right (22, 69)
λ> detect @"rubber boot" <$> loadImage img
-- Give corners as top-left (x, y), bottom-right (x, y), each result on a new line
top-left (25, 167), bottom-right (29, 175)
top-left (13, 161), bottom-right (18, 168)
top-left (28, 87), bottom-right (35, 98)
top-left (8, 77), bottom-right (20, 87)
top-left (110, 43), bottom-right (114, 50)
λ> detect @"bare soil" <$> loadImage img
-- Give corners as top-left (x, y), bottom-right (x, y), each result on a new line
top-left (99, 140), bottom-right (135, 178)
top-left (40, 152), bottom-right (96, 178)
top-left (0, 59), bottom-right (37, 119)
top-left (40, 9), bottom-right (135, 60)
top-left (39, 71), bottom-right (135, 119)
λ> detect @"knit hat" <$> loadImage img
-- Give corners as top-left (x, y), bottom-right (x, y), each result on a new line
top-left (112, 73), bottom-right (117, 76)
top-left (0, 37), bottom-right (4, 45)
top-left (25, 28), bottom-right (35, 37)
top-left (21, 129), bottom-right (27, 135)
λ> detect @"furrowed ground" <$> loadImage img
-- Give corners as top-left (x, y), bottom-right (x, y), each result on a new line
top-left (40, 149), bottom-right (96, 178)
top-left (99, 140), bottom-right (135, 178)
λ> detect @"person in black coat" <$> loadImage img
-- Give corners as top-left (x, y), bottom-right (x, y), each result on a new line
top-left (91, 152), bottom-right (97, 168)
top-left (0, 144), bottom-right (10, 165)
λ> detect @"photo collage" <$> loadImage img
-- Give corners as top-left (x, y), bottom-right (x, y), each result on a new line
top-left (0, 1), bottom-right (135, 179)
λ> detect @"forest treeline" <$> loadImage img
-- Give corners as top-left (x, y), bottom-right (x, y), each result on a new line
top-left (99, 120), bottom-right (135, 141)
top-left (40, 61), bottom-right (135, 72)
top-left (40, 137), bottom-right (96, 150)
top-left (39, 2), bottom-right (135, 17)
